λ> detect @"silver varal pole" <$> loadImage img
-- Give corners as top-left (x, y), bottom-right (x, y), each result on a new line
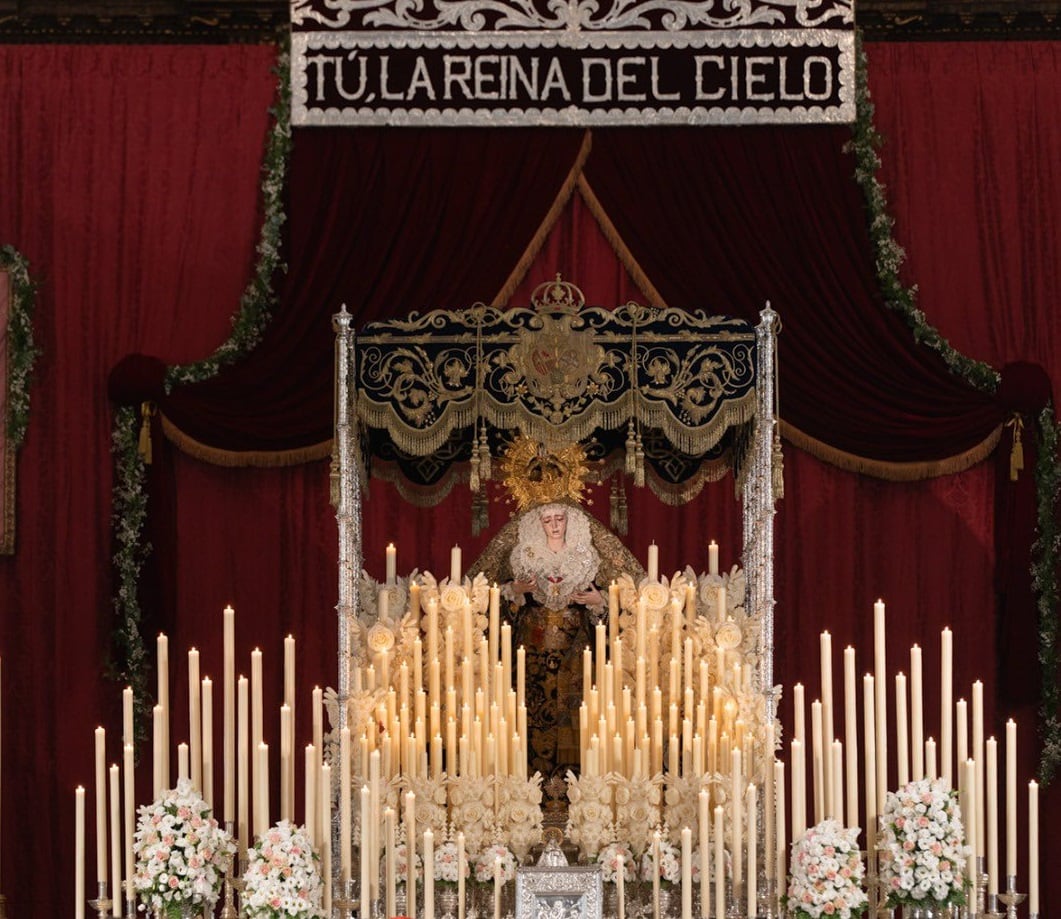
top-left (334, 305), bottom-right (363, 730)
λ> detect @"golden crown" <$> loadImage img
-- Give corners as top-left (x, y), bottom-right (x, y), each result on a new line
top-left (499, 435), bottom-right (591, 511)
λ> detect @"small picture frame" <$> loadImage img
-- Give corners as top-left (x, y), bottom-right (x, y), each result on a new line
top-left (515, 866), bottom-right (603, 919)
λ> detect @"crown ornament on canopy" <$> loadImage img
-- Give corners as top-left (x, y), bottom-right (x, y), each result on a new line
top-left (531, 273), bottom-right (584, 314)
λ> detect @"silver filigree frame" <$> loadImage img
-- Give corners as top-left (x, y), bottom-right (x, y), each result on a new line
top-left (292, 28), bottom-right (855, 126)
top-left (515, 866), bottom-right (603, 919)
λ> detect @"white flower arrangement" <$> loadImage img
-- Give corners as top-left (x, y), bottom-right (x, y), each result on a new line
top-left (597, 842), bottom-right (636, 884)
top-left (879, 778), bottom-right (969, 909)
top-left (433, 841), bottom-right (468, 886)
top-left (132, 778), bottom-right (235, 917)
top-left (242, 821), bottom-right (325, 919)
top-left (639, 837), bottom-right (681, 886)
top-left (785, 819), bottom-right (868, 919)
top-left (474, 844), bottom-right (517, 883)
top-left (388, 842), bottom-right (423, 883)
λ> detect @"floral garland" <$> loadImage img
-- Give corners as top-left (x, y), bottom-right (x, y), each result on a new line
top-left (109, 41), bottom-right (291, 720)
top-left (847, 34), bottom-right (999, 395)
top-left (1032, 404), bottom-right (1061, 782)
top-left (132, 778), bottom-right (236, 917)
top-left (785, 819), bottom-right (867, 919)
top-left (242, 821), bottom-right (326, 919)
top-left (878, 778), bottom-right (968, 910)
top-left (0, 244), bottom-right (41, 446)
top-left (111, 403), bottom-right (152, 736)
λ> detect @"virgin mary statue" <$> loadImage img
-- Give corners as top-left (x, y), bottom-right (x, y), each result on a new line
top-left (472, 501), bottom-right (642, 781)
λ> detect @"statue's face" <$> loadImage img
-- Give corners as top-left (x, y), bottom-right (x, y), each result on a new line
top-left (539, 508), bottom-right (568, 543)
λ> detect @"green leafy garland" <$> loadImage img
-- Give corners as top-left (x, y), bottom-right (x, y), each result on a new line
top-left (0, 244), bottom-right (41, 446)
top-left (111, 404), bottom-right (152, 730)
top-left (852, 35), bottom-right (1061, 781)
top-left (111, 42), bottom-right (291, 721)
top-left (1032, 405), bottom-right (1061, 782)
top-left (847, 35), bottom-right (1000, 395)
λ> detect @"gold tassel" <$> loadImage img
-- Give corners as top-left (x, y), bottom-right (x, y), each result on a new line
top-left (634, 432), bottom-right (645, 489)
top-left (1008, 414), bottom-right (1025, 482)
top-left (616, 483), bottom-right (628, 535)
top-left (479, 425), bottom-right (492, 481)
top-left (469, 451), bottom-right (480, 493)
top-left (625, 421), bottom-right (637, 475)
top-left (138, 401), bottom-right (157, 465)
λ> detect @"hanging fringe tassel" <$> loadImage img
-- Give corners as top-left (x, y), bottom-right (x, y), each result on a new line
top-left (478, 424), bottom-right (492, 481)
top-left (634, 432), bottom-right (645, 489)
top-left (469, 451), bottom-right (480, 493)
top-left (1008, 414), bottom-right (1025, 481)
top-left (137, 401), bottom-right (157, 465)
top-left (625, 421), bottom-right (637, 475)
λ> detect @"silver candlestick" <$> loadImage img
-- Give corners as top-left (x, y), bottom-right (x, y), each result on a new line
top-left (996, 876), bottom-right (1024, 919)
top-left (88, 880), bottom-right (112, 917)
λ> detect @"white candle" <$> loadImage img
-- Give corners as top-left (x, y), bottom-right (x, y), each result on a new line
top-left (405, 791), bottom-right (417, 919)
top-left (223, 605), bottom-right (235, 826)
top-left (652, 832), bottom-right (661, 919)
top-left (895, 672), bottom-right (909, 787)
top-left (843, 647), bottom-right (858, 830)
top-left (451, 545), bottom-right (462, 584)
top-left (238, 675), bottom-right (249, 857)
top-left (122, 687), bottom-right (134, 748)
top-left (360, 786), bottom-right (371, 919)
top-left (713, 807), bottom-right (724, 919)
top-left (123, 744), bottom-right (134, 908)
top-left (708, 540), bottom-right (718, 577)
top-left (618, 852), bottom-right (626, 919)
top-left (819, 631), bottom-right (834, 815)
top-left (964, 759), bottom-right (977, 904)
top-left (863, 674), bottom-right (877, 858)
top-left (648, 543), bottom-right (659, 582)
top-left (910, 644), bottom-right (924, 782)
top-left (256, 742), bottom-right (269, 836)
top-left (775, 760), bottom-right (786, 915)
top-left (202, 677), bottom-right (214, 811)
top-left (746, 784), bottom-right (757, 916)
top-left (177, 742), bottom-right (189, 781)
top-left (791, 738), bottom-right (806, 841)
top-left (811, 700), bottom-right (824, 823)
top-left (109, 765), bottom-right (120, 917)
top-left (731, 749), bottom-right (742, 887)
top-left (157, 634), bottom-right (170, 789)
top-left (494, 857), bottom-right (503, 919)
top-left (386, 543), bottom-right (397, 585)
top-left (986, 737), bottom-right (998, 897)
top-left (873, 600), bottom-right (887, 812)
top-left (457, 832), bottom-right (466, 919)
top-left (385, 807), bottom-right (397, 919)
top-left (681, 826), bottom-right (692, 919)
top-left (699, 790), bottom-right (710, 918)
top-left (424, 828), bottom-right (435, 919)
top-left (305, 745), bottom-right (317, 848)
top-left (152, 705), bottom-right (163, 798)
top-left (188, 648), bottom-right (201, 791)
top-left (284, 635), bottom-right (296, 813)
top-left (972, 680), bottom-right (985, 858)
top-left (941, 627), bottom-right (953, 788)
top-left (94, 727), bottom-right (107, 884)
top-left (1028, 780), bottom-right (1039, 913)
top-left (925, 737), bottom-right (937, 781)
top-left (75, 786), bottom-right (85, 919)
top-left (321, 764), bottom-right (332, 917)
top-left (1006, 719), bottom-right (1016, 877)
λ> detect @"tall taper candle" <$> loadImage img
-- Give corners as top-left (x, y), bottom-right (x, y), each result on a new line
top-left (1029, 780), bottom-right (1039, 914)
top-left (941, 628), bottom-right (953, 788)
top-left (863, 674), bottom-right (877, 859)
top-left (424, 828), bottom-right (435, 919)
top-left (895, 672), bottom-right (909, 787)
top-left (109, 764), bottom-right (121, 917)
top-left (153, 705), bottom-right (163, 798)
top-left (223, 605), bottom-right (235, 824)
top-left (652, 831), bottom-right (661, 919)
top-left (873, 600), bottom-right (887, 812)
top-left (820, 632), bottom-right (834, 814)
top-left (843, 647), bottom-right (858, 829)
top-left (202, 677), bottom-right (214, 810)
top-left (910, 644), bottom-right (924, 782)
top-left (986, 737), bottom-right (998, 898)
top-left (321, 764), bottom-right (332, 917)
top-left (746, 784), bottom-right (757, 916)
top-left (340, 728), bottom-right (352, 883)
top-left (385, 807), bottom-right (397, 919)
top-left (94, 727), bottom-right (107, 884)
top-left (618, 852), bottom-right (626, 919)
top-left (305, 745), bottom-right (317, 847)
top-left (775, 760), bottom-right (786, 915)
top-left (157, 634), bottom-right (170, 789)
top-left (699, 790), bottom-right (710, 919)
top-left (284, 635), bottom-right (296, 815)
top-left (188, 648), bottom-right (201, 791)
top-left (406, 791), bottom-right (417, 919)
top-left (811, 700), bottom-right (824, 823)
top-left (713, 807), bottom-right (724, 919)
top-left (360, 786), bottom-right (371, 919)
top-left (76, 786), bottom-right (85, 919)
top-left (964, 759), bottom-right (976, 904)
top-left (122, 686), bottom-right (134, 749)
top-left (791, 738), bottom-right (806, 841)
top-left (457, 832), bottom-right (466, 919)
top-left (494, 857), bottom-right (502, 919)
top-left (238, 675), bottom-right (249, 857)
top-left (972, 680), bottom-right (985, 857)
top-left (123, 744), bottom-right (134, 908)
top-left (1006, 719), bottom-right (1016, 876)
top-left (681, 826), bottom-right (692, 919)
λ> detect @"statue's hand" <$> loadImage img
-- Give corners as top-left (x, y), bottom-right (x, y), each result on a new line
top-left (573, 584), bottom-right (604, 609)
